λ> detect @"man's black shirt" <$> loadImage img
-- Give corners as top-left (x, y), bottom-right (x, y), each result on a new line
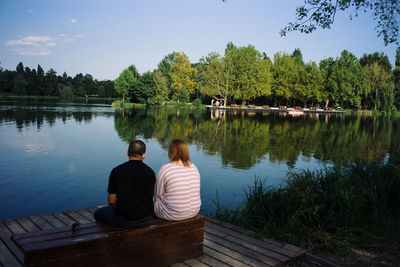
top-left (107, 160), bottom-right (155, 220)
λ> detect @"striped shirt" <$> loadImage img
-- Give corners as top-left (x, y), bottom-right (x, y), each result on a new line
top-left (154, 162), bottom-right (201, 221)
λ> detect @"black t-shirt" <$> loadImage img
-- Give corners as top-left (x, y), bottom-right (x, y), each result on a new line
top-left (107, 160), bottom-right (156, 220)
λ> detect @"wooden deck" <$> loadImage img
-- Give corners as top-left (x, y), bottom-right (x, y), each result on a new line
top-left (0, 207), bottom-right (324, 266)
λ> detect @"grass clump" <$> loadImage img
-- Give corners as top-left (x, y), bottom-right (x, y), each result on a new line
top-left (214, 164), bottom-right (400, 252)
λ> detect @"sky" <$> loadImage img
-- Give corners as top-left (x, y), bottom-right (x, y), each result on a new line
top-left (0, 0), bottom-right (397, 80)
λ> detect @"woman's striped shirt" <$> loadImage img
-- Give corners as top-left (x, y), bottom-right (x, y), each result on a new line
top-left (154, 162), bottom-right (201, 221)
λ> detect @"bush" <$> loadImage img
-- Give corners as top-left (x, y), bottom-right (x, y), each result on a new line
top-left (214, 164), bottom-right (400, 251)
top-left (192, 98), bottom-right (203, 108)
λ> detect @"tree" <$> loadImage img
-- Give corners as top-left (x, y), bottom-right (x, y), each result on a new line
top-left (170, 52), bottom-right (197, 102)
top-left (136, 71), bottom-right (156, 103)
top-left (360, 52), bottom-right (392, 72)
top-left (328, 50), bottom-right (366, 108)
top-left (115, 68), bottom-right (136, 101)
top-left (364, 62), bottom-right (391, 110)
top-left (396, 47), bottom-right (400, 67)
top-left (291, 48), bottom-right (304, 66)
top-left (198, 52), bottom-right (232, 107)
top-left (154, 70), bottom-right (169, 104)
top-left (301, 61), bottom-right (325, 106)
top-left (280, 0), bottom-right (400, 45)
top-left (226, 45), bottom-right (272, 106)
top-left (44, 69), bottom-right (57, 96)
top-left (271, 52), bottom-right (300, 105)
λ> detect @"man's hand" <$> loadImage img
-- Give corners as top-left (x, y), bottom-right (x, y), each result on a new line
top-left (108, 194), bottom-right (116, 206)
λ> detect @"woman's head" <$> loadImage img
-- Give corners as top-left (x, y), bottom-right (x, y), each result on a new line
top-left (168, 139), bottom-right (190, 167)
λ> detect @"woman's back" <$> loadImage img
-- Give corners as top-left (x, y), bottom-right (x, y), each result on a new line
top-left (154, 162), bottom-right (201, 220)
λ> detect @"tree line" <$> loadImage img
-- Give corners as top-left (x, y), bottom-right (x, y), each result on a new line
top-left (114, 43), bottom-right (400, 111)
top-left (0, 62), bottom-right (117, 99)
top-left (1, 43), bottom-right (400, 111)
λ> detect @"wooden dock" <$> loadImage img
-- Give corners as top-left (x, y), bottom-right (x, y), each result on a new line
top-left (0, 207), bottom-right (334, 266)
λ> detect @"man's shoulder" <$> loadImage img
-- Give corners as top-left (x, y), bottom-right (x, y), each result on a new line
top-left (140, 162), bottom-right (156, 176)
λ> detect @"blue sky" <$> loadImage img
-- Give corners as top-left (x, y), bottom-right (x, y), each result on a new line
top-left (0, 0), bottom-right (397, 80)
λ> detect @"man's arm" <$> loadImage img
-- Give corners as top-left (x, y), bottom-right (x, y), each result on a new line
top-left (108, 194), bottom-right (116, 206)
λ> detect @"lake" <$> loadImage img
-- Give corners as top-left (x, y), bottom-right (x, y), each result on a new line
top-left (0, 99), bottom-right (398, 220)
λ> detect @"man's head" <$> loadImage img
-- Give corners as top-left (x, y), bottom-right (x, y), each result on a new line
top-left (127, 140), bottom-right (146, 160)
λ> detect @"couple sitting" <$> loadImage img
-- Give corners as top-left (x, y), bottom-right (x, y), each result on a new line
top-left (94, 139), bottom-right (201, 227)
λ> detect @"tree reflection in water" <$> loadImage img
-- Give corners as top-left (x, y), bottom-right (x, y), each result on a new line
top-left (113, 108), bottom-right (399, 169)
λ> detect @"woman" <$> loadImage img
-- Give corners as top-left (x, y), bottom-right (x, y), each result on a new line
top-left (154, 139), bottom-right (201, 220)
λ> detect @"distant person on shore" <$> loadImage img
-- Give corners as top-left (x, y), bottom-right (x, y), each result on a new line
top-left (94, 140), bottom-right (156, 227)
top-left (154, 139), bottom-right (201, 221)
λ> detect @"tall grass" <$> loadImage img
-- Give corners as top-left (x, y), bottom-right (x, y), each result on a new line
top-left (214, 164), bottom-right (400, 251)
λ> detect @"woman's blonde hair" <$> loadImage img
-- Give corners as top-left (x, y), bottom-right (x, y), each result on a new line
top-left (168, 139), bottom-right (190, 167)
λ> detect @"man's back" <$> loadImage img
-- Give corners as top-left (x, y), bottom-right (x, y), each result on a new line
top-left (108, 160), bottom-right (155, 220)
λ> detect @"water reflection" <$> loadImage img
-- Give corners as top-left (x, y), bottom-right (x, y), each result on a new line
top-left (1, 101), bottom-right (398, 169)
top-left (113, 108), bottom-right (399, 169)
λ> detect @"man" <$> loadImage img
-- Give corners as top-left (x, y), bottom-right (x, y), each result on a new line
top-left (94, 140), bottom-right (155, 227)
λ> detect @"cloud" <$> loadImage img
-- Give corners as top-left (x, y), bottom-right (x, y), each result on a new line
top-left (5, 33), bottom-right (83, 56)
top-left (70, 18), bottom-right (77, 23)
top-left (62, 34), bottom-right (84, 43)
top-left (12, 48), bottom-right (51, 56)
top-left (5, 35), bottom-right (55, 47)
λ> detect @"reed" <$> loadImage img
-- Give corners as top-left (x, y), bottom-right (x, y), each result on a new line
top-left (214, 163), bottom-right (400, 251)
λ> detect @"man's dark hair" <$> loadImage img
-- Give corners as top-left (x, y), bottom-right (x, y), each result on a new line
top-left (128, 140), bottom-right (146, 158)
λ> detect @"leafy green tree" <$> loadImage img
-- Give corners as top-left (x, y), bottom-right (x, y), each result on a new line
top-left (327, 50), bottom-right (365, 108)
top-left (226, 45), bottom-right (272, 106)
top-left (291, 48), bottom-right (304, 66)
top-left (135, 71), bottom-right (156, 103)
top-left (170, 52), bottom-right (197, 102)
top-left (114, 68), bottom-right (135, 101)
top-left (301, 61), bottom-right (325, 106)
top-left (364, 62), bottom-right (391, 110)
top-left (271, 52), bottom-right (299, 106)
top-left (154, 70), bottom-right (169, 104)
top-left (36, 65), bottom-right (45, 95)
top-left (199, 52), bottom-right (232, 107)
top-left (280, 0), bottom-right (400, 45)
top-left (393, 66), bottom-right (400, 110)
top-left (44, 69), bottom-right (57, 96)
top-left (360, 52), bottom-right (392, 72)
top-left (12, 73), bottom-right (27, 95)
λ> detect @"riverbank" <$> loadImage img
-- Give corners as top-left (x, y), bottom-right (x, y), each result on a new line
top-left (212, 163), bottom-right (400, 265)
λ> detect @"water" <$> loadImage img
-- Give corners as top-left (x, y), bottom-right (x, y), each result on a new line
top-left (0, 100), bottom-right (398, 219)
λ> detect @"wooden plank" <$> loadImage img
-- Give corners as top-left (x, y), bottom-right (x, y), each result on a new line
top-left (0, 222), bottom-right (24, 264)
top-left (75, 209), bottom-right (95, 223)
top-left (198, 254), bottom-right (232, 267)
top-left (205, 222), bottom-right (292, 261)
top-left (170, 263), bottom-right (187, 267)
top-left (184, 258), bottom-right (209, 267)
top-left (203, 239), bottom-right (267, 267)
top-left (206, 218), bottom-right (306, 256)
top-left (0, 240), bottom-right (22, 267)
top-left (15, 217), bottom-right (40, 233)
top-left (28, 216), bottom-right (53, 231)
top-left (52, 212), bottom-right (77, 225)
top-left (63, 210), bottom-right (91, 224)
top-left (86, 207), bottom-right (97, 214)
top-left (40, 214), bottom-right (66, 228)
top-left (203, 246), bottom-right (251, 267)
top-left (2, 220), bottom-right (26, 235)
top-left (205, 232), bottom-right (279, 266)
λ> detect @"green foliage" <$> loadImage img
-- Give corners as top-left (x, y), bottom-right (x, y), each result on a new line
top-left (360, 52), bottom-right (392, 72)
top-left (192, 98), bottom-right (203, 107)
top-left (170, 52), bottom-right (197, 102)
top-left (214, 164), bottom-right (400, 251)
top-left (226, 45), bottom-right (272, 105)
top-left (280, 0), bottom-right (400, 45)
top-left (198, 52), bottom-right (231, 106)
top-left (59, 86), bottom-right (73, 100)
top-left (114, 67), bottom-right (136, 101)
